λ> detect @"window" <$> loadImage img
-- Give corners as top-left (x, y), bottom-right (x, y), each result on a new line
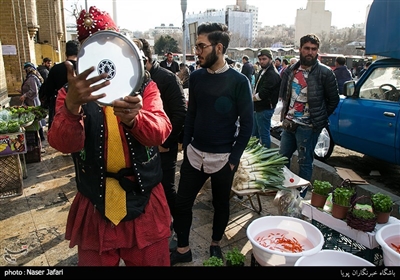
top-left (359, 67), bottom-right (400, 101)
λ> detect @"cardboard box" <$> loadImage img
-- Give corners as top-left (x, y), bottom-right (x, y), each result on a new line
top-left (336, 167), bottom-right (368, 184)
top-left (0, 132), bottom-right (27, 156)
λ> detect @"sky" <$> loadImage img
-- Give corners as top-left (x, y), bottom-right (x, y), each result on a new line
top-left (64, 0), bottom-right (374, 31)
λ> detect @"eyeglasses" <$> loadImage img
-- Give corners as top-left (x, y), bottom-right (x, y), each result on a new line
top-left (303, 46), bottom-right (318, 52)
top-left (194, 43), bottom-right (214, 54)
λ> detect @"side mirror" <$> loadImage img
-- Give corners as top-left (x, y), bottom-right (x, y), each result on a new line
top-left (343, 80), bottom-right (356, 97)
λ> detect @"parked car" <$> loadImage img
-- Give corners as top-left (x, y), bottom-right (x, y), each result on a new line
top-left (314, 58), bottom-right (400, 165)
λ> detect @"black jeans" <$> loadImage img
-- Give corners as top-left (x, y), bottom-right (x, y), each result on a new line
top-left (160, 142), bottom-right (178, 217)
top-left (173, 152), bottom-right (236, 248)
top-left (48, 97), bottom-right (56, 130)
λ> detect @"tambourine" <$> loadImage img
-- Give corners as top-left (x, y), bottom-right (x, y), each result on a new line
top-left (76, 30), bottom-right (145, 106)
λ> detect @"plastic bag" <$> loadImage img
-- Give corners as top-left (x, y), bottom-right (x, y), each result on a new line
top-left (273, 100), bottom-right (283, 116)
top-left (274, 188), bottom-right (303, 218)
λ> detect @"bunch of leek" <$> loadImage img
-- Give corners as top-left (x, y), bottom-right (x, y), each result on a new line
top-left (233, 137), bottom-right (289, 191)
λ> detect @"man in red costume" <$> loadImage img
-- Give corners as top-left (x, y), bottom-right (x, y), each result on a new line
top-left (48, 6), bottom-right (172, 266)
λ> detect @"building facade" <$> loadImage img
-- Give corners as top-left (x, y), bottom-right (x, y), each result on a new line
top-left (294, 0), bottom-right (332, 46)
top-left (0, 0), bottom-right (66, 106)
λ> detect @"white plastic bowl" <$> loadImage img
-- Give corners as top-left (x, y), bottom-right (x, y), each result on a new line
top-left (375, 223), bottom-right (400, 266)
top-left (295, 250), bottom-right (375, 266)
top-left (246, 216), bottom-right (324, 266)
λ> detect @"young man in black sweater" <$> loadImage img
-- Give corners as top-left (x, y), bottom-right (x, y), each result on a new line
top-left (170, 22), bottom-right (254, 266)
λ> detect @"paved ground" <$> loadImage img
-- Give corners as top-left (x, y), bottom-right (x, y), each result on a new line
top-left (0, 130), bottom-right (293, 267)
top-left (1, 129), bottom-right (398, 268)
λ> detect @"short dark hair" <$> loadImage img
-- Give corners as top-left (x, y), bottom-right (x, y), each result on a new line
top-left (335, 56), bottom-right (346, 66)
top-left (139, 38), bottom-right (153, 63)
top-left (66, 40), bottom-right (79, 56)
top-left (43, 57), bottom-right (51, 63)
top-left (275, 58), bottom-right (281, 62)
top-left (300, 34), bottom-right (320, 48)
top-left (197, 22), bottom-right (231, 54)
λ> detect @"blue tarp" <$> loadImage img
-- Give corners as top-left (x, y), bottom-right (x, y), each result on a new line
top-left (365, 0), bottom-right (400, 59)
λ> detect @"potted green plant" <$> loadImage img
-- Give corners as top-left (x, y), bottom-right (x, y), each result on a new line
top-left (331, 187), bottom-right (356, 219)
top-left (224, 247), bottom-right (246, 266)
top-left (333, 187), bottom-right (355, 207)
top-left (371, 192), bottom-right (394, 224)
top-left (310, 180), bottom-right (332, 208)
top-left (203, 256), bottom-right (224, 267)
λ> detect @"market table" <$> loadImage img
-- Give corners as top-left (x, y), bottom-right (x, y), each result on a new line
top-left (230, 166), bottom-right (311, 214)
top-left (301, 200), bottom-right (400, 265)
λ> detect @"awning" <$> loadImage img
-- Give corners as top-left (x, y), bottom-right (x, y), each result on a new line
top-left (365, 0), bottom-right (400, 59)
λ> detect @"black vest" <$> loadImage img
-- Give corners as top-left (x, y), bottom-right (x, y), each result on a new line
top-left (71, 99), bottom-right (163, 222)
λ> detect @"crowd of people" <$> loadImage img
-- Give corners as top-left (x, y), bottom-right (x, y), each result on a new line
top-left (16, 4), bottom-right (359, 267)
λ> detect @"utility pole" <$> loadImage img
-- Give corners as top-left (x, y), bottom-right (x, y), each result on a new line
top-left (181, 0), bottom-right (187, 65)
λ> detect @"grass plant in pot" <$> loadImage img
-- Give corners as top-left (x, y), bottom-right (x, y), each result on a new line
top-left (371, 192), bottom-right (394, 224)
top-left (332, 186), bottom-right (356, 219)
top-left (346, 195), bottom-right (377, 232)
top-left (225, 247), bottom-right (246, 266)
top-left (310, 180), bottom-right (332, 208)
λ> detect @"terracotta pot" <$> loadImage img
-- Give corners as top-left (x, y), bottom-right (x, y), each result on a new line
top-left (331, 203), bottom-right (350, 219)
top-left (375, 209), bottom-right (392, 224)
top-left (310, 191), bottom-right (328, 208)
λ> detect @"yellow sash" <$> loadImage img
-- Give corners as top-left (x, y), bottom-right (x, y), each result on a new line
top-left (104, 106), bottom-right (127, 225)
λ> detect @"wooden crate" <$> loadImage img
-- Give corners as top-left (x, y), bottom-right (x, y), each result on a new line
top-left (25, 146), bottom-right (41, 163)
top-left (25, 131), bottom-right (41, 163)
top-left (0, 154), bottom-right (23, 198)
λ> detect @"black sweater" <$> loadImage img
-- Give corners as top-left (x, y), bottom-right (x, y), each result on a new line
top-left (184, 68), bottom-right (254, 166)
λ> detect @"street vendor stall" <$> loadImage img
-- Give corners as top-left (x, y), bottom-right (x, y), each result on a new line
top-left (2, 106), bottom-right (47, 164)
top-left (0, 106), bottom-right (47, 198)
top-left (301, 198), bottom-right (400, 266)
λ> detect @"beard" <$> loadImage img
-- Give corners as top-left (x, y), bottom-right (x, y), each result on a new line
top-left (300, 53), bottom-right (318, 67)
top-left (200, 47), bottom-right (218, 69)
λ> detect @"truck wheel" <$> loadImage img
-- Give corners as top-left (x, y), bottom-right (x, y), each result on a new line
top-left (314, 126), bottom-right (334, 161)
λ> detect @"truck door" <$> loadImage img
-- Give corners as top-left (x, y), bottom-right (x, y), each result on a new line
top-left (338, 66), bottom-right (400, 164)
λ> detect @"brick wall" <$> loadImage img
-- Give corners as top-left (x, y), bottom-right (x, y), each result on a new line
top-left (0, 0), bottom-right (65, 99)
top-left (0, 39), bottom-right (10, 107)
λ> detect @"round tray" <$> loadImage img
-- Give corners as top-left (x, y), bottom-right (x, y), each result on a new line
top-left (20, 120), bottom-right (34, 127)
top-left (77, 30), bottom-right (145, 106)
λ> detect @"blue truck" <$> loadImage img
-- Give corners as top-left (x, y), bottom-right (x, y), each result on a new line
top-left (314, 0), bottom-right (400, 165)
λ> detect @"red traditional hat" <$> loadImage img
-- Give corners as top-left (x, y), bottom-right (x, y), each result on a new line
top-left (76, 6), bottom-right (119, 42)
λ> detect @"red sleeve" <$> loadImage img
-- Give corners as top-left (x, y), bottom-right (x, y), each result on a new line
top-left (48, 81), bottom-right (172, 152)
top-left (129, 81), bottom-right (172, 147)
top-left (47, 87), bottom-right (85, 153)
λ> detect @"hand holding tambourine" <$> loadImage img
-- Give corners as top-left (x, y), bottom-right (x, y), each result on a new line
top-left (64, 61), bottom-right (109, 115)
